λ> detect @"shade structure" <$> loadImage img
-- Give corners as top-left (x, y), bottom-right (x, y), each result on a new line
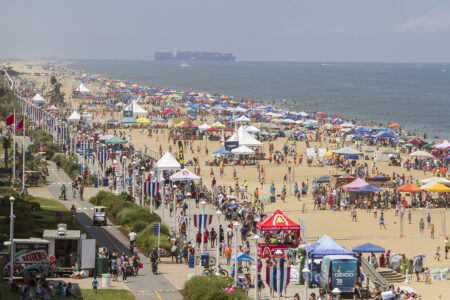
top-left (67, 111), bottom-right (80, 122)
top-left (107, 118), bottom-right (118, 123)
top-left (105, 136), bottom-right (127, 144)
top-left (99, 134), bottom-right (114, 141)
top-left (389, 122), bottom-right (400, 128)
top-left (136, 117), bottom-right (151, 123)
top-left (206, 127), bottom-right (220, 132)
top-left (256, 209), bottom-right (300, 231)
top-left (352, 243), bottom-right (385, 253)
top-left (231, 145), bottom-right (255, 155)
top-left (156, 152), bottom-right (181, 171)
top-left (76, 83), bottom-right (90, 93)
top-left (245, 125), bottom-right (260, 133)
top-left (334, 147), bottom-right (362, 156)
top-left (32, 93), bottom-right (45, 105)
top-left (307, 235), bottom-right (354, 258)
top-left (227, 252), bottom-right (254, 262)
top-left (176, 120), bottom-right (197, 129)
top-left (236, 115), bottom-right (251, 122)
top-left (124, 100), bottom-right (147, 115)
top-left (356, 184), bottom-right (382, 193)
top-left (323, 150), bottom-right (335, 158)
top-left (227, 126), bottom-right (263, 147)
top-left (212, 121), bottom-right (225, 128)
top-left (198, 123), bottom-right (211, 130)
top-left (314, 175), bottom-right (330, 183)
top-left (376, 131), bottom-right (396, 138)
top-left (434, 140), bottom-right (450, 151)
top-left (420, 177), bottom-right (450, 185)
top-left (45, 105), bottom-right (58, 111)
top-left (424, 183), bottom-right (450, 193)
top-left (169, 168), bottom-right (200, 181)
top-left (212, 148), bottom-right (232, 156)
top-left (406, 138), bottom-right (424, 145)
top-left (409, 150), bottom-right (434, 159)
top-left (397, 183), bottom-right (423, 193)
top-left (121, 117), bottom-right (137, 124)
top-left (342, 178), bottom-right (369, 191)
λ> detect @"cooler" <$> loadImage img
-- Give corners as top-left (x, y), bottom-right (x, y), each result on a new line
top-left (102, 273), bottom-right (111, 287)
top-left (430, 269), bottom-right (440, 281)
top-left (439, 268), bottom-right (448, 280)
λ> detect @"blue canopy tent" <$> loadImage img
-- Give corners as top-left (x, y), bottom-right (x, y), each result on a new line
top-left (352, 243), bottom-right (385, 253)
top-left (107, 118), bottom-right (118, 123)
top-left (376, 131), bottom-right (396, 138)
top-left (356, 184), bottom-right (383, 193)
top-left (307, 235), bottom-right (355, 258)
top-left (212, 148), bottom-right (232, 155)
top-left (121, 117), bottom-right (137, 124)
top-left (228, 252), bottom-right (254, 262)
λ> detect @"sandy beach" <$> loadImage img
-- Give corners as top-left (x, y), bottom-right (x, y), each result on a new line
top-left (8, 60), bottom-right (450, 298)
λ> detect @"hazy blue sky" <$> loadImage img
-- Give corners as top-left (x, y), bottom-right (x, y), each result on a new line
top-left (1, 0), bottom-right (450, 62)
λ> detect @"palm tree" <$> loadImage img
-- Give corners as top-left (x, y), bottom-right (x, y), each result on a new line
top-left (2, 136), bottom-right (11, 169)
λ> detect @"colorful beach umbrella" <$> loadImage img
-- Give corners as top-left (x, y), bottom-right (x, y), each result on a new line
top-left (136, 117), bottom-right (151, 123)
top-left (397, 183), bottom-right (423, 193)
top-left (424, 183), bottom-right (450, 193)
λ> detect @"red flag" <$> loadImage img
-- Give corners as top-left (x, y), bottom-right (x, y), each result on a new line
top-left (17, 120), bottom-right (24, 130)
top-left (5, 115), bottom-right (14, 126)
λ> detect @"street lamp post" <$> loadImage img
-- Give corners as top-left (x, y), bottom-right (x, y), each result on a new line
top-left (298, 217), bottom-right (309, 300)
top-left (200, 200), bottom-right (206, 254)
top-left (253, 234), bottom-right (260, 300)
top-left (233, 221), bottom-right (240, 285)
top-left (302, 267), bottom-right (311, 300)
top-left (275, 249), bottom-right (283, 300)
top-left (122, 156), bottom-right (127, 194)
top-left (9, 196), bottom-right (15, 283)
top-left (215, 210), bottom-right (222, 275)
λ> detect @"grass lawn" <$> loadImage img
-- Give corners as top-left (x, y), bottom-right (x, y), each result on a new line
top-left (0, 281), bottom-right (136, 300)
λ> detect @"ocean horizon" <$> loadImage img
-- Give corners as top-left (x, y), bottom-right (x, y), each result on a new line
top-left (71, 60), bottom-right (450, 139)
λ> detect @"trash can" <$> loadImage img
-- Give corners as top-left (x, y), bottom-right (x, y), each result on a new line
top-left (102, 273), bottom-right (112, 287)
top-left (78, 164), bottom-right (82, 174)
top-left (201, 253), bottom-right (210, 267)
top-left (96, 257), bottom-right (109, 275)
top-left (103, 177), bottom-right (108, 186)
top-left (94, 179), bottom-right (98, 188)
top-left (431, 269), bottom-right (440, 281)
top-left (440, 268), bottom-right (448, 280)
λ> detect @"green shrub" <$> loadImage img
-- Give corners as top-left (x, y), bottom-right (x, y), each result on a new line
top-left (131, 220), bottom-right (149, 233)
top-left (136, 232), bottom-right (172, 254)
top-left (184, 276), bottom-right (248, 300)
top-left (142, 222), bottom-right (170, 236)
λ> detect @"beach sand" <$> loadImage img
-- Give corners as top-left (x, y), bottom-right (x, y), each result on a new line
top-left (10, 61), bottom-right (450, 297)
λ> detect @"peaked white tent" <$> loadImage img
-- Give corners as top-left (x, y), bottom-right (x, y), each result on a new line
top-left (156, 152), bottom-right (181, 170)
top-left (409, 150), bottom-right (434, 159)
top-left (334, 147), bottom-right (362, 155)
top-left (198, 123), bottom-right (211, 130)
top-left (236, 115), bottom-right (251, 122)
top-left (124, 100), bottom-right (147, 115)
top-left (434, 140), bottom-right (450, 150)
top-left (245, 125), bottom-right (260, 133)
top-left (169, 168), bottom-right (200, 181)
top-left (32, 93), bottom-right (45, 105)
top-left (231, 145), bottom-right (255, 155)
top-left (227, 126), bottom-right (263, 147)
top-left (420, 177), bottom-right (450, 185)
top-left (99, 134), bottom-right (114, 141)
top-left (67, 111), bottom-right (81, 122)
top-left (76, 83), bottom-right (90, 93)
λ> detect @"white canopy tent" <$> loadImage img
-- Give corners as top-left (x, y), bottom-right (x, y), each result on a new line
top-left (231, 145), bottom-right (255, 155)
top-left (76, 83), bottom-right (90, 93)
top-left (67, 111), bottom-right (81, 122)
top-left (156, 152), bottom-right (181, 171)
top-left (169, 168), bottom-right (201, 181)
top-left (409, 150), bottom-right (434, 159)
top-left (124, 100), bottom-right (147, 115)
top-left (198, 123), bottom-right (211, 130)
top-left (236, 115), bottom-right (251, 122)
top-left (334, 147), bottom-right (362, 155)
top-left (227, 126), bottom-right (263, 147)
top-left (99, 134), bottom-right (114, 141)
top-left (32, 93), bottom-right (46, 105)
top-left (434, 140), bottom-right (450, 150)
top-left (420, 177), bottom-right (450, 185)
top-left (245, 125), bottom-right (260, 133)
top-left (212, 121), bottom-right (225, 128)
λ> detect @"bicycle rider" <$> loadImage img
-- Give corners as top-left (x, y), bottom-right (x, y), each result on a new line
top-left (128, 231), bottom-right (137, 253)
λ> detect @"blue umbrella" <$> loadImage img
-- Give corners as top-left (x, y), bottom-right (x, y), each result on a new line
top-left (212, 148), bottom-right (232, 155)
top-left (227, 252), bottom-right (254, 262)
top-left (107, 118), bottom-right (118, 123)
top-left (356, 184), bottom-right (382, 193)
top-left (121, 117), bottom-right (137, 124)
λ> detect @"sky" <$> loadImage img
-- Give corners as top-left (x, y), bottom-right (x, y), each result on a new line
top-left (1, 0), bottom-right (450, 62)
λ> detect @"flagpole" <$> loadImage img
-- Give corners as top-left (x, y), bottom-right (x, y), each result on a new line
top-left (12, 110), bottom-right (15, 185)
top-left (22, 111), bottom-right (25, 191)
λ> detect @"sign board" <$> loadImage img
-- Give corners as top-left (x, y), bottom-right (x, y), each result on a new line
top-left (188, 254), bottom-right (195, 268)
top-left (153, 223), bottom-right (160, 236)
top-left (257, 243), bottom-right (298, 258)
top-left (225, 141), bottom-right (239, 151)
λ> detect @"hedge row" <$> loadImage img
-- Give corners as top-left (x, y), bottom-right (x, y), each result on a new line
top-left (184, 276), bottom-right (249, 300)
top-left (52, 154), bottom-right (79, 179)
top-left (89, 191), bottom-right (172, 254)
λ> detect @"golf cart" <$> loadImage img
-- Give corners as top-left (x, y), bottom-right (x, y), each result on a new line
top-left (93, 206), bottom-right (107, 226)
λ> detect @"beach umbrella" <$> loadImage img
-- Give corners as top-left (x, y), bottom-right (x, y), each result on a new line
top-left (270, 118), bottom-right (282, 123)
top-left (99, 134), bottom-right (114, 141)
top-left (121, 117), bottom-right (137, 124)
top-left (105, 136), bottom-right (127, 144)
top-left (212, 148), bottom-right (232, 156)
top-left (198, 123), bottom-right (211, 130)
top-left (107, 118), bottom-right (118, 123)
top-left (389, 123), bottom-right (400, 128)
top-left (323, 150), bottom-right (335, 158)
top-left (352, 243), bottom-right (385, 253)
top-left (409, 150), bottom-right (434, 159)
top-left (397, 183), bottom-right (423, 193)
top-left (420, 177), bottom-right (450, 185)
top-left (406, 138), bottom-right (424, 145)
top-left (424, 183), bottom-right (450, 193)
top-left (136, 117), bottom-right (151, 123)
top-left (206, 127), bottom-right (219, 132)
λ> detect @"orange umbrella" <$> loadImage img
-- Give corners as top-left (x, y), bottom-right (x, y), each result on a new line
top-left (397, 183), bottom-right (423, 193)
top-left (332, 125), bottom-right (343, 130)
top-left (389, 123), bottom-right (400, 128)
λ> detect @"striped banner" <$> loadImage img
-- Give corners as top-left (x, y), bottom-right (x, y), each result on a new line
top-left (193, 214), bottom-right (213, 229)
top-left (266, 258), bottom-right (291, 292)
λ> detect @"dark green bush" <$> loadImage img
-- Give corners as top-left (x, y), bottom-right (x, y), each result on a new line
top-left (143, 222), bottom-right (170, 236)
top-left (184, 276), bottom-right (248, 300)
top-left (136, 232), bottom-right (172, 254)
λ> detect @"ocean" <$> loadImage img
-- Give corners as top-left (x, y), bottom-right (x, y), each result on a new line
top-left (71, 60), bottom-right (450, 139)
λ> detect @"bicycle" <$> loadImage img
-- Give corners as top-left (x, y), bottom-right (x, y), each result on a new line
top-left (201, 263), bottom-right (229, 277)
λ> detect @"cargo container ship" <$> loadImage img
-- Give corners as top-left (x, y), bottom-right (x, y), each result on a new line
top-left (154, 49), bottom-right (236, 62)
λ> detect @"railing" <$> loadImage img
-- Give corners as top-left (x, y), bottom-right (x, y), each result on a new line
top-left (360, 257), bottom-right (390, 291)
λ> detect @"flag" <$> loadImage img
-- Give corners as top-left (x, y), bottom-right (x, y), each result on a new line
top-left (5, 115), bottom-right (14, 126)
top-left (193, 214), bottom-right (213, 229)
top-left (17, 120), bottom-right (24, 130)
top-left (266, 258), bottom-right (291, 292)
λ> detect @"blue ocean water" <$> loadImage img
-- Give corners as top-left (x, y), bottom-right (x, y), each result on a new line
top-left (71, 60), bottom-right (450, 139)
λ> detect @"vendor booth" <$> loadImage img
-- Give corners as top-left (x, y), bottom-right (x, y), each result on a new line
top-left (256, 210), bottom-right (300, 258)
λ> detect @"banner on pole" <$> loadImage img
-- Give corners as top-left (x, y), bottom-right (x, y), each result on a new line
top-left (193, 214), bottom-right (213, 229)
top-left (266, 258), bottom-right (291, 292)
top-left (178, 140), bottom-right (185, 169)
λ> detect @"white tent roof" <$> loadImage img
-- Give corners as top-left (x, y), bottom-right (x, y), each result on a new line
top-left (409, 150), bottom-right (434, 159)
top-left (198, 123), bottom-right (211, 130)
top-left (420, 177), bottom-right (450, 184)
top-left (156, 152), bottom-right (181, 170)
top-left (76, 83), bottom-right (90, 93)
top-left (227, 126), bottom-right (263, 147)
top-left (236, 115), bottom-right (251, 122)
top-left (234, 107), bottom-right (247, 113)
top-left (212, 121), bottom-right (225, 128)
top-left (99, 134), bottom-right (114, 141)
top-left (169, 168), bottom-right (200, 181)
top-left (245, 125), bottom-right (260, 133)
top-left (124, 100), bottom-right (147, 115)
top-left (231, 145), bottom-right (255, 155)
top-left (32, 93), bottom-right (45, 101)
top-left (67, 111), bottom-right (81, 121)
top-left (334, 147), bottom-right (362, 155)
top-left (434, 140), bottom-right (450, 150)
